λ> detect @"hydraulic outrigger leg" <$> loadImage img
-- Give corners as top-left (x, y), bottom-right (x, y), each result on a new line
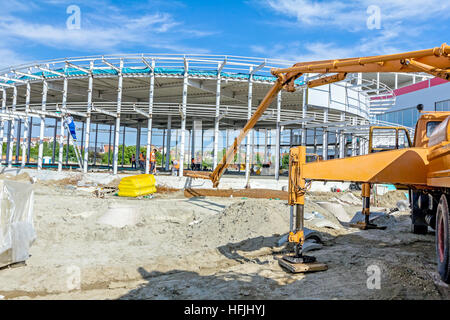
top-left (280, 146), bottom-right (325, 271)
top-left (350, 183), bottom-right (387, 230)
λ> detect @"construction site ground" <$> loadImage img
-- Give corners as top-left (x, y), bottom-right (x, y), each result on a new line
top-left (0, 173), bottom-right (449, 300)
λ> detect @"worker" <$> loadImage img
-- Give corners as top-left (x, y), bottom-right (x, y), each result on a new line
top-left (150, 148), bottom-right (157, 174)
top-left (139, 152), bottom-right (145, 170)
top-left (131, 154), bottom-right (136, 169)
top-left (172, 159), bottom-right (180, 176)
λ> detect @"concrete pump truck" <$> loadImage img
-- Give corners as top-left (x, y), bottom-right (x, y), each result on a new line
top-left (187, 43), bottom-right (450, 283)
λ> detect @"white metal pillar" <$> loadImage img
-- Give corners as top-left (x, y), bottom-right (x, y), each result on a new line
top-left (165, 115), bottom-right (172, 170)
top-left (339, 112), bottom-right (345, 158)
top-left (21, 79), bottom-right (31, 168)
top-left (8, 86), bottom-right (17, 168)
top-left (58, 70), bottom-right (68, 172)
top-left (359, 136), bottom-right (364, 155)
top-left (83, 61), bottom-right (94, 173)
top-left (0, 89), bottom-right (6, 167)
top-left (213, 62), bottom-right (222, 169)
top-left (145, 58), bottom-right (155, 174)
top-left (245, 67), bottom-right (253, 186)
top-left (301, 81), bottom-right (308, 146)
top-left (275, 91), bottom-right (281, 180)
top-left (351, 117), bottom-right (358, 156)
top-left (37, 78), bottom-right (47, 170)
top-left (179, 59), bottom-right (188, 177)
top-left (113, 59), bottom-right (123, 175)
top-left (322, 86), bottom-right (330, 160)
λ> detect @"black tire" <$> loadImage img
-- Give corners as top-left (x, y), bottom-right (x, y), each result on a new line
top-left (435, 194), bottom-right (450, 284)
top-left (411, 224), bottom-right (428, 235)
top-left (410, 190), bottom-right (428, 234)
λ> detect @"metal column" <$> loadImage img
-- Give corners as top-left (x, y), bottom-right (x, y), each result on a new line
top-left (108, 125), bottom-right (112, 167)
top-left (351, 117), bottom-right (358, 156)
top-left (191, 120), bottom-right (195, 161)
top-left (27, 118), bottom-right (32, 163)
top-left (145, 58), bottom-right (155, 174)
top-left (37, 79), bottom-right (47, 170)
top-left (16, 119), bottom-right (21, 165)
top-left (179, 59), bottom-right (188, 177)
top-left (84, 61), bottom-right (94, 173)
top-left (245, 66), bottom-right (253, 186)
top-left (165, 115), bottom-right (171, 170)
top-left (58, 72), bottom-right (68, 172)
top-left (213, 61), bottom-right (223, 169)
top-left (0, 89), bottom-right (6, 166)
top-left (275, 91), bottom-right (281, 180)
top-left (301, 80), bottom-right (308, 146)
top-left (339, 112), bottom-right (345, 158)
top-left (113, 59), bottom-right (123, 175)
top-left (322, 109), bottom-right (328, 160)
top-left (136, 122), bottom-right (141, 158)
top-left (8, 86), bottom-right (17, 168)
top-left (121, 126), bottom-right (125, 167)
top-left (52, 119), bottom-right (57, 164)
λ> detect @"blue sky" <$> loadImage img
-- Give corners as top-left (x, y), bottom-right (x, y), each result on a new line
top-left (1, 0), bottom-right (449, 69)
top-left (3, 0), bottom-right (450, 150)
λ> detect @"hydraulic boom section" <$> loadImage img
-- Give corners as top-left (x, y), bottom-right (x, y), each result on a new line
top-left (186, 43), bottom-right (450, 188)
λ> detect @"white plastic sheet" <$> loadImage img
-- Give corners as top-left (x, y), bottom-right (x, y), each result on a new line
top-left (0, 180), bottom-right (35, 267)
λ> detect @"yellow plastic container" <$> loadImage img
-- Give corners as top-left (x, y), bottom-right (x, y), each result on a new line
top-left (118, 174), bottom-right (157, 197)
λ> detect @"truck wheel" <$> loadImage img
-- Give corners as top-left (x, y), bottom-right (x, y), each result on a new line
top-left (435, 194), bottom-right (450, 284)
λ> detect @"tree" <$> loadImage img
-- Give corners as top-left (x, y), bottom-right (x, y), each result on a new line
top-left (281, 154), bottom-right (290, 169)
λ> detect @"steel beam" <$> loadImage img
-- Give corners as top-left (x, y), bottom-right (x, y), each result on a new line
top-left (145, 58), bottom-right (155, 174)
top-left (339, 112), bottom-right (345, 158)
top-left (8, 86), bottom-right (17, 168)
top-left (84, 61), bottom-right (94, 173)
top-left (37, 78), bottom-right (48, 170)
top-left (245, 66), bottom-right (253, 187)
top-left (0, 89), bottom-right (6, 167)
top-left (179, 59), bottom-right (188, 177)
top-left (113, 59), bottom-right (123, 175)
top-left (165, 115), bottom-right (171, 170)
top-left (22, 78), bottom-right (31, 168)
top-left (213, 61), bottom-right (222, 169)
top-left (275, 91), bottom-right (281, 180)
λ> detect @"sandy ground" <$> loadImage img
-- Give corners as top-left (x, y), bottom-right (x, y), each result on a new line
top-left (0, 177), bottom-right (449, 300)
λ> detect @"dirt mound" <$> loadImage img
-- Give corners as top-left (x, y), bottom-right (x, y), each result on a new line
top-left (376, 190), bottom-right (409, 208)
top-left (184, 188), bottom-right (288, 200)
top-left (38, 174), bottom-right (83, 187)
top-left (157, 185), bottom-right (179, 194)
top-left (0, 172), bottom-right (33, 183)
top-left (186, 199), bottom-right (290, 250)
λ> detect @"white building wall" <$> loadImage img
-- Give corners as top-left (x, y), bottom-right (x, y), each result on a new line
top-left (393, 80), bottom-right (450, 112)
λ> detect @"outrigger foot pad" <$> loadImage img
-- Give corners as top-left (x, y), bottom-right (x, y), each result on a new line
top-left (350, 221), bottom-right (387, 230)
top-left (282, 254), bottom-right (316, 264)
top-left (278, 255), bottom-right (327, 273)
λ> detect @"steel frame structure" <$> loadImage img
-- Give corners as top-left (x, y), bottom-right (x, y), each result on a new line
top-left (0, 54), bottom-right (418, 179)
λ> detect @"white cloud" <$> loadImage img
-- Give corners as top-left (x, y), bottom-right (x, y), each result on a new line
top-left (264, 0), bottom-right (450, 30)
top-left (0, 46), bottom-right (27, 70)
top-left (255, 0), bottom-right (448, 63)
top-left (0, 1), bottom-right (214, 67)
top-left (250, 23), bottom-right (424, 63)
